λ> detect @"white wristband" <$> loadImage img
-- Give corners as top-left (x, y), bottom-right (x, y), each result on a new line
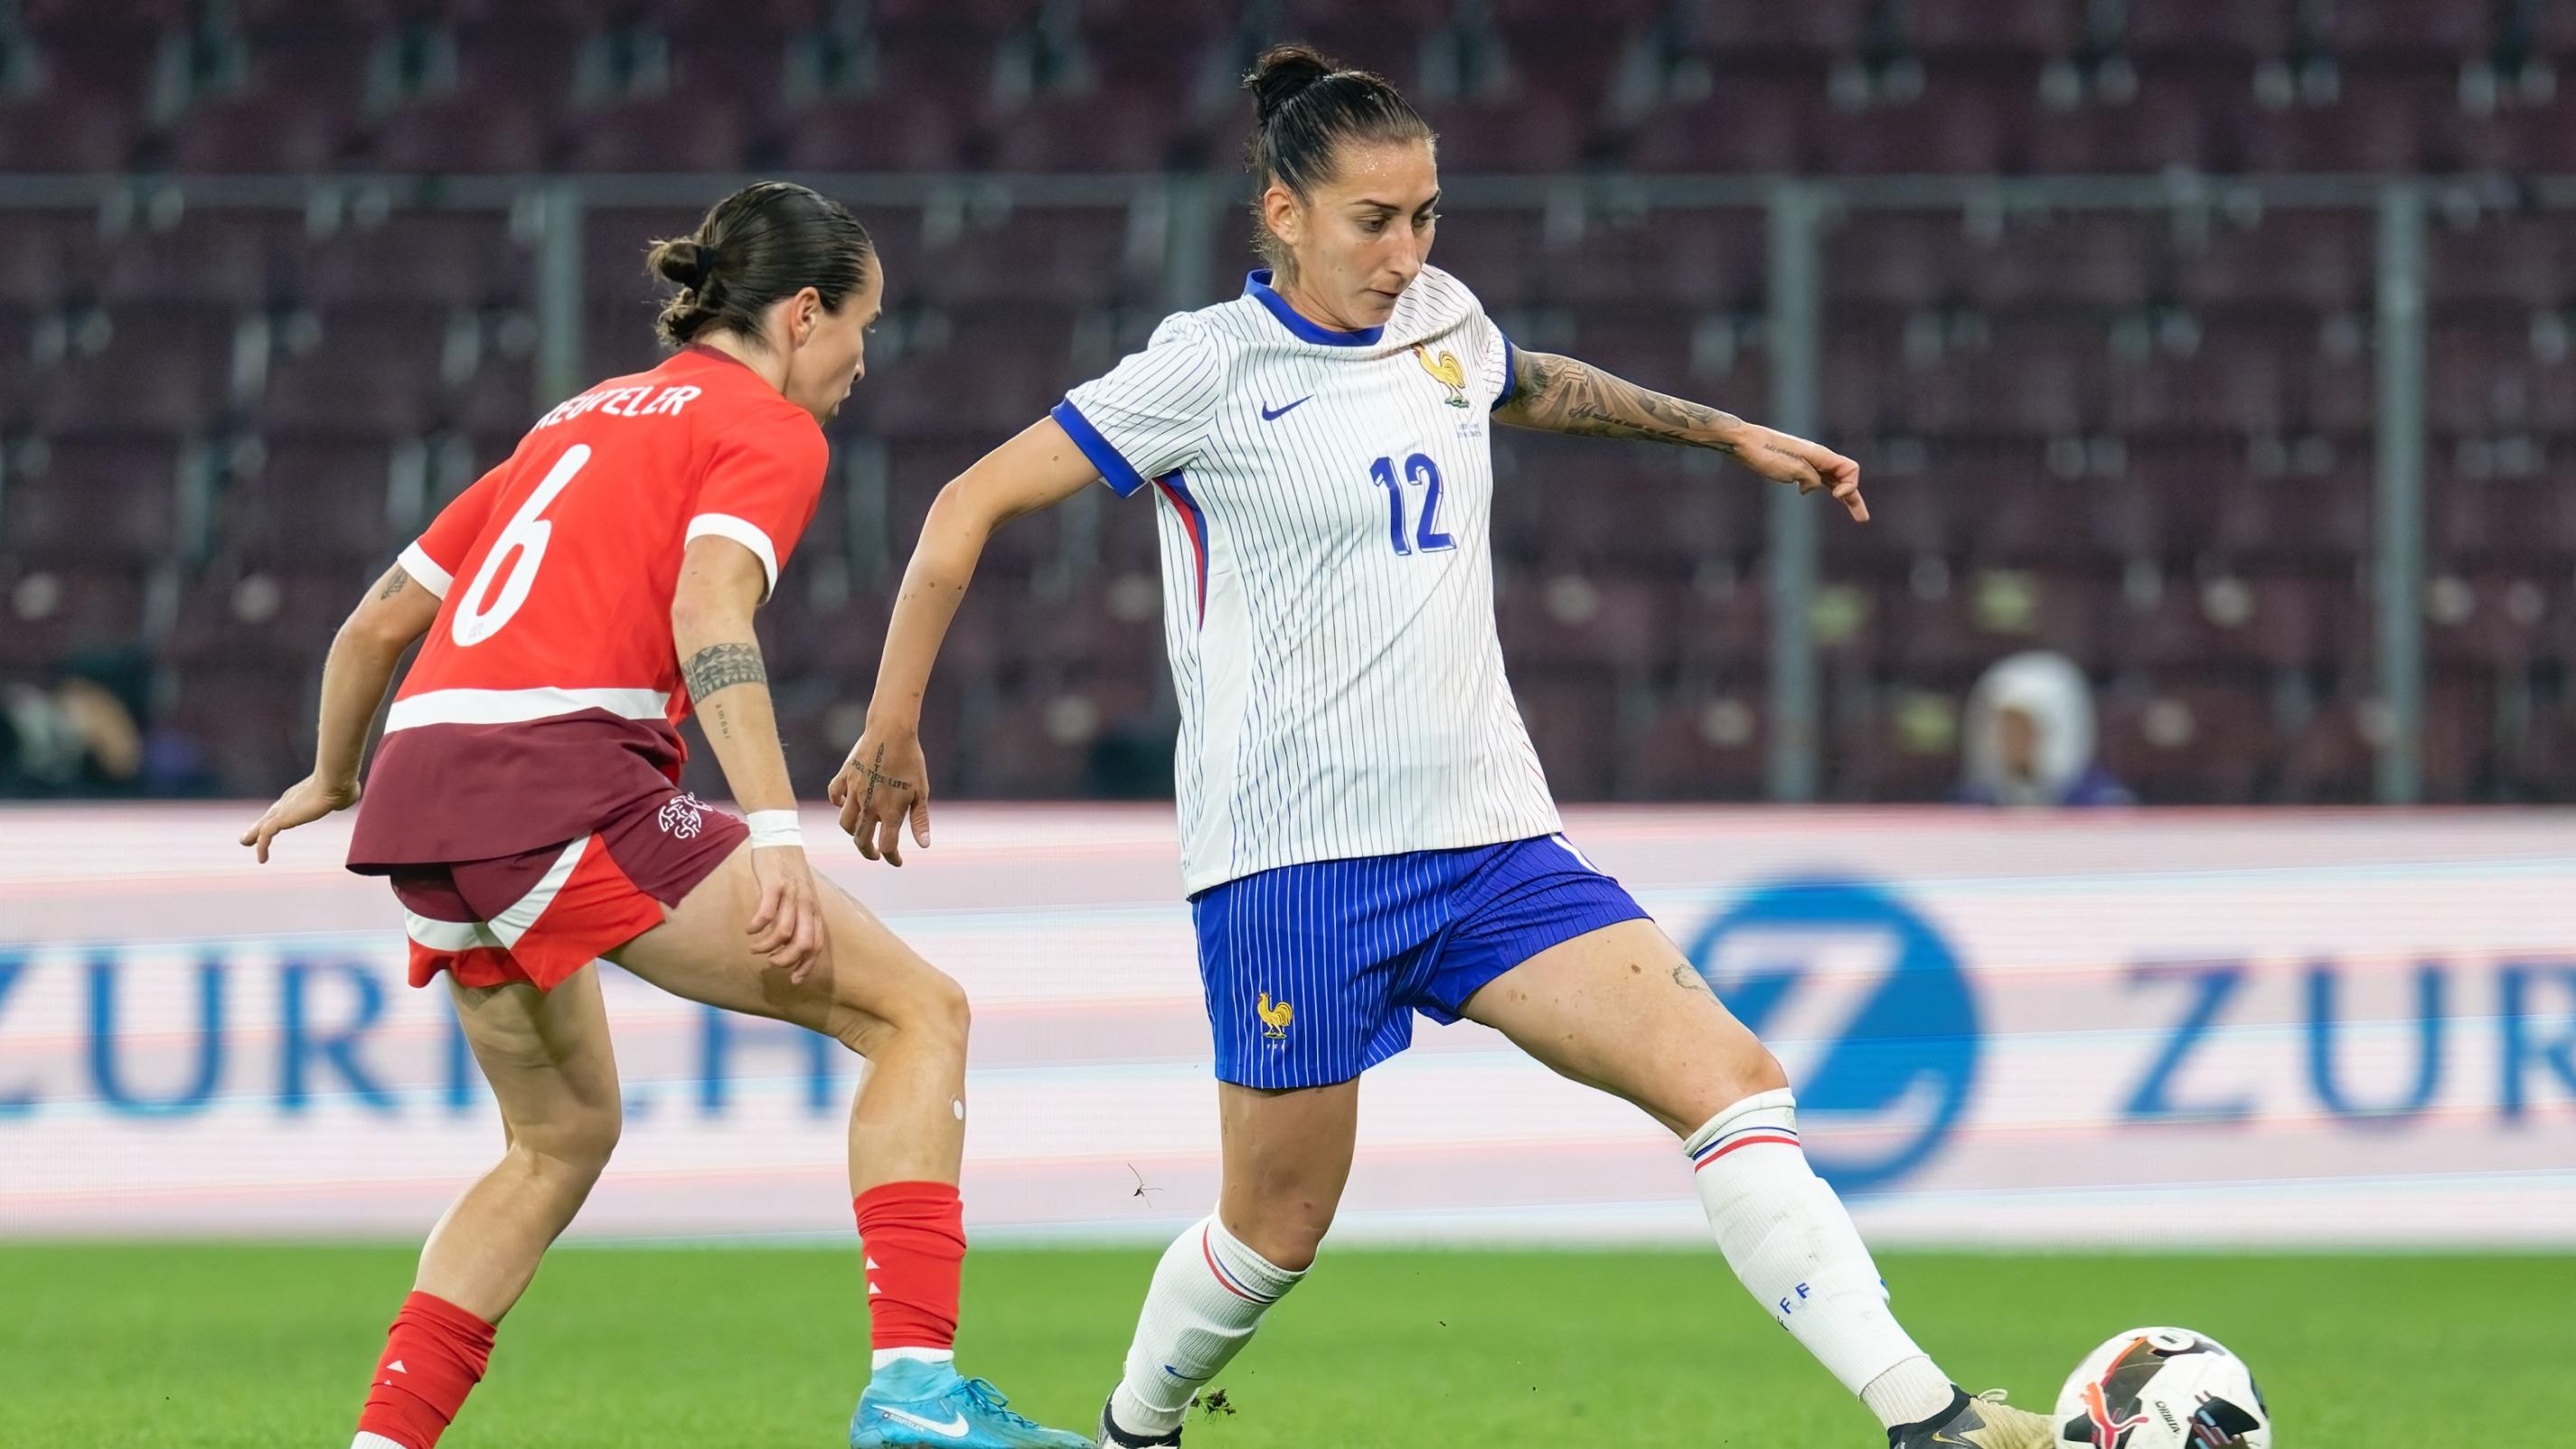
top-left (745, 810), bottom-right (803, 848)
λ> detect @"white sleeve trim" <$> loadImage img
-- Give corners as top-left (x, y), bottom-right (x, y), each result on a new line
top-left (396, 541), bottom-right (454, 599)
top-left (684, 513), bottom-right (781, 600)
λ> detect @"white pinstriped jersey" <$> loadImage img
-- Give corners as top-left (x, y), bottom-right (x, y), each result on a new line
top-left (1052, 266), bottom-right (1561, 894)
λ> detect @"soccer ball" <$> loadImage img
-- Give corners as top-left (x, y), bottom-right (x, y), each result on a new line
top-left (2054, 1326), bottom-right (2270, 1449)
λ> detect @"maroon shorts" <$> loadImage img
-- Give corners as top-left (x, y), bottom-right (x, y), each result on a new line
top-left (389, 788), bottom-right (747, 991)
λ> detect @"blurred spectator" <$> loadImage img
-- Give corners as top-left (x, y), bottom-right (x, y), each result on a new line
top-left (0, 650), bottom-right (214, 798)
top-left (1085, 711), bottom-right (1178, 799)
top-left (1957, 651), bottom-right (2134, 808)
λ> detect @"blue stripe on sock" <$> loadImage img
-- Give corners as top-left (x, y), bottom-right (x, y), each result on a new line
top-left (1691, 1124), bottom-right (1801, 1162)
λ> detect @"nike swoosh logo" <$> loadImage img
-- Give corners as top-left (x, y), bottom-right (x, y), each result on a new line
top-left (873, 1405), bottom-right (972, 1438)
top-left (1259, 396), bottom-right (1312, 420)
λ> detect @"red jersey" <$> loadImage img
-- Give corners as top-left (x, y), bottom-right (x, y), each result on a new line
top-left (348, 345), bottom-right (825, 871)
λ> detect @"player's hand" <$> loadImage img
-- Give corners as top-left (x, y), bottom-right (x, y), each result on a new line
top-left (746, 843), bottom-right (830, 983)
top-left (829, 724), bottom-right (932, 868)
top-left (239, 773), bottom-right (362, 863)
top-left (1725, 421), bottom-right (1868, 522)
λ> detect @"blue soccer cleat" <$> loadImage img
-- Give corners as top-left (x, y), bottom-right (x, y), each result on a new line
top-left (850, 1358), bottom-right (1095, 1449)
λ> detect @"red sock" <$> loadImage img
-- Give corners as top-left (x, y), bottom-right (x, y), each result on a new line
top-left (855, 1180), bottom-right (966, 1352)
top-left (353, 1291), bottom-right (496, 1449)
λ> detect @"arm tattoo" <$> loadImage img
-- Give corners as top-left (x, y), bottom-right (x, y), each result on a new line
top-left (1500, 349), bottom-right (1743, 452)
top-left (681, 642), bottom-right (768, 702)
top-left (1671, 962), bottom-right (1713, 995)
top-left (375, 568), bottom-right (409, 601)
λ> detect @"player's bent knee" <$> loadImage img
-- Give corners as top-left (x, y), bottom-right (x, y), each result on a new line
top-left (930, 968), bottom-right (971, 1037)
top-left (513, 1105), bottom-right (621, 1184)
top-left (1687, 1047), bottom-right (1791, 1126)
top-left (1688, 1005), bottom-right (1791, 1094)
top-left (1222, 1171), bottom-right (1340, 1271)
top-left (1642, 1040), bottom-right (1793, 1137)
top-left (1224, 1208), bottom-right (1329, 1274)
top-left (897, 965), bottom-right (970, 1043)
top-left (827, 960), bottom-right (970, 1062)
top-left (1734, 1045), bottom-right (1791, 1098)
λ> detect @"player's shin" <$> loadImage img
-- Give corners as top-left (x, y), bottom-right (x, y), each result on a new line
top-left (1686, 1088), bottom-right (1955, 1431)
top-left (857, 1180), bottom-right (967, 1368)
top-left (842, 974), bottom-right (972, 1369)
top-left (350, 1292), bottom-right (496, 1449)
top-left (1105, 1215), bottom-right (1304, 1440)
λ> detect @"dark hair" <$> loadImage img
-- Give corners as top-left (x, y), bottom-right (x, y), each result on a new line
top-left (1242, 43), bottom-right (1434, 270)
top-left (645, 181), bottom-right (875, 350)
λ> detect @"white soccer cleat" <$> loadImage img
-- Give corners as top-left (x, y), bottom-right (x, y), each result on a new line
top-left (1095, 1397), bottom-right (1181, 1448)
top-left (1887, 1388), bottom-right (2055, 1449)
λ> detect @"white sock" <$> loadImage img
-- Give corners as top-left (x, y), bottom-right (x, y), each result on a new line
top-left (871, 1346), bottom-right (954, 1371)
top-left (1861, 1356), bottom-right (1960, 1429)
top-left (1687, 1088), bottom-right (1955, 1430)
top-left (1107, 1214), bottom-right (1304, 1437)
top-left (353, 1435), bottom-right (410, 1449)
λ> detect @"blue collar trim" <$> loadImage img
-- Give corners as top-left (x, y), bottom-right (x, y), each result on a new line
top-left (1245, 270), bottom-right (1383, 347)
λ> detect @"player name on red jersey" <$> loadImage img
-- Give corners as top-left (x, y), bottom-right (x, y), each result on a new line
top-left (534, 382), bottom-right (705, 429)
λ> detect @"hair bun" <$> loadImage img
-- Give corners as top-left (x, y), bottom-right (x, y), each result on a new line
top-left (642, 182), bottom-right (872, 351)
top-left (1245, 42), bottom-right (1339, 127)
top-left (648, 238), bottom-right (716, 289)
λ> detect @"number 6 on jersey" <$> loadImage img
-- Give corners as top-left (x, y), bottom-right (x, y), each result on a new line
top-left (451, 444), bottom-right (592, 646)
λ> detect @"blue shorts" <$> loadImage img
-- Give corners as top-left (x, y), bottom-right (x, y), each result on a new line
top-left (1192, 834), bottom-right (1653, 1089)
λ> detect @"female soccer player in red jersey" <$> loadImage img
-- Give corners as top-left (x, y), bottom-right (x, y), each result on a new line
top-left (241, 182), bottom-right (1090, 1449)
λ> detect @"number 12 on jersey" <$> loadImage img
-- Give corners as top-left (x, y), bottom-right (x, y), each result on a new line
top-left (1369, 453), bottom-right (1454, 556)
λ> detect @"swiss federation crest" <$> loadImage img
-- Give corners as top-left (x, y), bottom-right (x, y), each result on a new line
top-left (656, 792), bottom-right (709, 839)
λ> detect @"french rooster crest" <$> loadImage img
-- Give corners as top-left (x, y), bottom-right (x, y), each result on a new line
top-left (1413, 343), bottom-right (1471, 407)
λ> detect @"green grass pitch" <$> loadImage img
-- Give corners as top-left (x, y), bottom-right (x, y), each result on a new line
top-left (5, 1244), bottom-right (2565, 1446)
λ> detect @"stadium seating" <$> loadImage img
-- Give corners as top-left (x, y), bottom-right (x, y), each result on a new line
top-left (0, 0), bottom-right (2568, 803)
top-left (2, 0), bottom-right (2571, 179)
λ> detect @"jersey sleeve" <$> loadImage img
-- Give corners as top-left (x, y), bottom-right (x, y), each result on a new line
top-left (686, 414), bottom-right (830, 601)
top-left (1485, 321), bottom-right (1519, 414)
top-left (397, 463), bottom-right (510, 599)
top-left (1051, 314), bottom-right (1224, 497)
top-left (1462, 279), bottom-right (1518, 414)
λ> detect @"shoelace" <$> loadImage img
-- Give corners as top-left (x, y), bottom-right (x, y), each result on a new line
top-left (955, 1377), bottom-right (1044, 1428)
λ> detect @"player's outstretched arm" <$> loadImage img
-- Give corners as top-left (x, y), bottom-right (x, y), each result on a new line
top-left (672, 535), bottom-right (832, 982)
top-left (832, 417), bottom-right (1099, 863)
top-left (1492, 348), bottom-right (1868, 522)
top-left (240, 561), bottom-right (440, 862)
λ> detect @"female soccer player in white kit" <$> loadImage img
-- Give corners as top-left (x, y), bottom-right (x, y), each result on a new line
top-left (833, 45), bottom-right (2054, 1449)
